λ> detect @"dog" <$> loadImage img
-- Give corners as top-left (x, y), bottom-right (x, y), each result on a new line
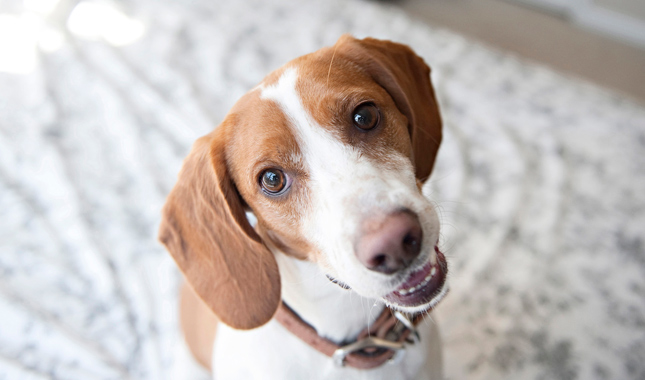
top-left (159, 34), bottom-right (447, 380)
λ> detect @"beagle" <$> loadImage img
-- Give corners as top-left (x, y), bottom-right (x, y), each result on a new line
top-left (159, 35), bottom-right (447, 380)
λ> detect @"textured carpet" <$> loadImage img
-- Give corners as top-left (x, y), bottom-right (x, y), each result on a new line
top-left (1, 0), bottom-right (644, 379)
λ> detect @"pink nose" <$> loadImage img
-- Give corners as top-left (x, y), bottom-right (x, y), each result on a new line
top-left (356, 211), bottom-right (423, 274)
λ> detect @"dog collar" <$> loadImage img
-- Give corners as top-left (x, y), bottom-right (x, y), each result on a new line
top-left (274, 302), bottom-right (426, 369)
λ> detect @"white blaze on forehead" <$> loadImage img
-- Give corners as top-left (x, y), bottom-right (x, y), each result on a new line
top-left (261, 68), bottom-right (439, 298)
top-left (260, 68), bottom-right (361, 256)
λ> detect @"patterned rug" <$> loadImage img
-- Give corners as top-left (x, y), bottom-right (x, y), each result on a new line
top-left (1, 0), bottom-right (644, 379)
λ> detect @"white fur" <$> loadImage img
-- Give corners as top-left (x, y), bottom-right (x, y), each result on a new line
top-left (210, 68), bottom-right (445, 379)
top-left (172, 337), bottom-right (211, 380)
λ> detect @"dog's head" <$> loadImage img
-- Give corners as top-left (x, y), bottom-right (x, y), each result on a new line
top-left (159, 35), bottom-right (447, 330)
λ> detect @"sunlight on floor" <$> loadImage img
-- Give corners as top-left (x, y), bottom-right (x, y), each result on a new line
top-left (0, 14), bottom-right (39, 73)
top-left (0, 0), bottom-right (145, 74)
top-left (24, 0), bottom-right (60, 13)
top-left (67, 1), bottom-right (145, 46)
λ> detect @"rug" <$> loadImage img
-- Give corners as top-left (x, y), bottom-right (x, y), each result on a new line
top-left (1, 0), bottom-right (644, 379)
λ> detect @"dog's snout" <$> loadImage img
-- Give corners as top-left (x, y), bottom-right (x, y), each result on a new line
top-left (356, 211), bottom-right (423, 274)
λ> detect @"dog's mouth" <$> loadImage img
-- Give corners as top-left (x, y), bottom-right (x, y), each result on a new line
top-left (382, 246), bottom-right (448, 311)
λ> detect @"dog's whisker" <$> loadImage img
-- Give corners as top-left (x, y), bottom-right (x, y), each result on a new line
top-left (326, 43), bottom-right (340, 87)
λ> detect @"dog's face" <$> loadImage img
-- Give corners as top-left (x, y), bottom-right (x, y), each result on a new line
top-left (159, 35), bottom-right (447, 330)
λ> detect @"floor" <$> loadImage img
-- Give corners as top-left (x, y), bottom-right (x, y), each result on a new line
top-left (3, 0), bottom-right (645, 379)
top-left (396, 0), bottom-right (645, 105)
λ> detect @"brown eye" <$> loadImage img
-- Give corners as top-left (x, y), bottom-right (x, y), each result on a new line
top-left (260, 169), bottom-right (287, 194)
top-left (352, 103), bottom-right (380, 131)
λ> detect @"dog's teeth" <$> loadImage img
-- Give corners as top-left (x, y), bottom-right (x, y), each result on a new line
top-left (397, 266), bottom-right (440, 297)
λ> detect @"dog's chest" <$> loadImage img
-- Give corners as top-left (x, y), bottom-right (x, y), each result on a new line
top-left (211, 320), bottom-right (442, 380)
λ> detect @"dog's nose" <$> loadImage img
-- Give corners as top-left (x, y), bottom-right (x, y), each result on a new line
top-left (356, 211), bottom-right (423, 274)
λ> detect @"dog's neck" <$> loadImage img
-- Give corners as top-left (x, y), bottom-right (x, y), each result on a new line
top-left (274, 252), bottom-right (385, 344)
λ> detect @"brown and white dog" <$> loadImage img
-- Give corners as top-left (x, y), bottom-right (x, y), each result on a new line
top-left (159, 35), bottom-right (448, 380)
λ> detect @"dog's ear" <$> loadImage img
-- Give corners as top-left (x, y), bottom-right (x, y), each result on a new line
top-left (158, 128), bottom-right (281, 330)
top-left (337, 35), bottom-right (443, 182)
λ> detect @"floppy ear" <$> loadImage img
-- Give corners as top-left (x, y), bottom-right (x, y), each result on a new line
top-left (158, 130), bottom-right (281, 330)
top-left (337, 35), bottom-right (443, 182)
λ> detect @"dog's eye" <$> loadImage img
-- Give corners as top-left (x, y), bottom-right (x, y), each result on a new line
top-left (260, 169), bottom-right (287, 194)
top-left (352, 103), bottom-right (380, 131)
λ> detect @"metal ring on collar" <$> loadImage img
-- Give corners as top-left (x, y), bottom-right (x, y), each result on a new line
top-left (393, 311), bottom-right (421, 343)
top-left (332, 337), bottom-right (406, 367)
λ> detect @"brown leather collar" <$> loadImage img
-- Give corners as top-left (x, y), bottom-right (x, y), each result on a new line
top-left (274, 302), bottom-right (426, 370)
